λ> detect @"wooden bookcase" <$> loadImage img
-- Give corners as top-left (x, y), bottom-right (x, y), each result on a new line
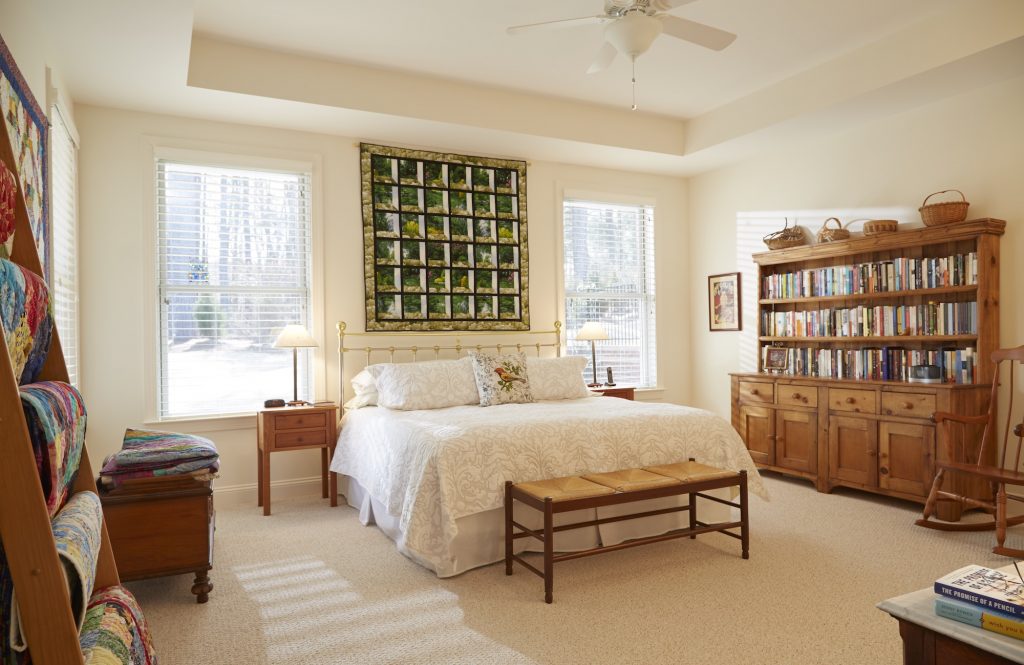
top-left (731, 219), bottom-right (1004, 515)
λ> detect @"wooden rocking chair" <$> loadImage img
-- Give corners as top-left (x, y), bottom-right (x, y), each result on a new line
top-left (916, 346), bottom-right (1024, 558)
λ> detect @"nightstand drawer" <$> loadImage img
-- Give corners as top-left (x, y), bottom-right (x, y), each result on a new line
top-left (275, 411), bottom-right (327, 431)
top-left (274, 429), bottom-right (328, 448)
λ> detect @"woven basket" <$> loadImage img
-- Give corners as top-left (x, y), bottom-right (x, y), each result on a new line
top-left (816, 217), bottom-right (850, 243)
top-left (919, 190), bottom-right (969, 226)
top-left (863, 219), bottom-right (899, 236)
top-left (763, 218), bottom-right (807, 250)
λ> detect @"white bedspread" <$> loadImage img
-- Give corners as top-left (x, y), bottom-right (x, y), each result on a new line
top-left (331, 397), bottom-right (766, 575)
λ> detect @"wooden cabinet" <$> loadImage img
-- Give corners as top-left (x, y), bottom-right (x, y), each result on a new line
top-left (738, 403), bottom-right (774, 466)
top-left (879, 421), bottom-right (934, 496)
top-left (828, 415), bottom-right (877, 487)
top-left (776, 409), bottom-right (817, 473)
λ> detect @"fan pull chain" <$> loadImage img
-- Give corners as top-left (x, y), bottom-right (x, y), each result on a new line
top-left (631, 57), bottom-right (638, 111)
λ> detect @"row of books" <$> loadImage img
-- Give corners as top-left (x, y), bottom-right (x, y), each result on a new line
top-left (762, 301), bottom-right (978, 338)
top-left (934, 564), bottom-right (1024, 642)
top-left (762, 346), bottom-right (977, 383)
top-left (762, 252), bottom-right (978, 299)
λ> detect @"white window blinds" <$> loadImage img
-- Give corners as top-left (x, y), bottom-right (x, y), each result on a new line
top-left (563, 199), bottom-right (657, 388)
top-left (50, 105), bottom-right (79, 387)
top-left (156, 159), bottom-right (313, 418)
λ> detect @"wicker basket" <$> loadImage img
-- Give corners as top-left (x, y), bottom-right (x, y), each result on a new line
top-left (863, 219), bottom-right (899, 236)
top-left (763, 218), bottom-right (807, 250)
top-left (919, 190), bottom-right (969, 226)
top-left (816, 217), bottom-right (850, 243)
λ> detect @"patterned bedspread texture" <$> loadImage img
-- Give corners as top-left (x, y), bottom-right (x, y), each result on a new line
top-left (333, 397), bottom-right (766, 573)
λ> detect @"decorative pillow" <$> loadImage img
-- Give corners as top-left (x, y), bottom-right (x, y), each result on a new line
top-left (470, 351), bottom-right (534, 407)
top-left (527, 355), bottom-right (590, 401)
top-left (375, 357), bottom-right (480, 410)
top-left (345, 367), bottom-right (381, 409)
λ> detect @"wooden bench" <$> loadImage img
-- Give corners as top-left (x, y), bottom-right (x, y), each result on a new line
top-left (504, 459), bottom-right (749, 603)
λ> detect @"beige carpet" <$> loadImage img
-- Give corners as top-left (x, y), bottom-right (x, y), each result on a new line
top-left (128, 474), bottom-right (1022, 665)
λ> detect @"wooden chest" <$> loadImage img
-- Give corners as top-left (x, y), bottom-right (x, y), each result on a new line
top-left (100, 474), bottom-right (215, 603)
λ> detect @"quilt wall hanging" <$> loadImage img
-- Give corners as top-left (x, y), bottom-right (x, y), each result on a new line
top-left (360, 143), bottom-right (529, 331)
top-left (0, 33), bottom-right (48, 283)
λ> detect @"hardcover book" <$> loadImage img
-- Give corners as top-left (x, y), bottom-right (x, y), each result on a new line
top-left (935, 564), bottom-right (1024, 619)
top-left (934, 596), bottom-right (1024, 641)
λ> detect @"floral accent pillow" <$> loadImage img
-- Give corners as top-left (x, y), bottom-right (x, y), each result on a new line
top-left (527, 356), bottom-right (590, 401)
top-left (470, 351), bottom-right (534, 407)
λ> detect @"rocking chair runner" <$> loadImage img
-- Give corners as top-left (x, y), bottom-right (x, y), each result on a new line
top-left (917, 346), bottom-right (1024, 558)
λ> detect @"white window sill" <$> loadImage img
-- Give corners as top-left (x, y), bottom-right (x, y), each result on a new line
top-left (143, 412), bottom-right (257, 434)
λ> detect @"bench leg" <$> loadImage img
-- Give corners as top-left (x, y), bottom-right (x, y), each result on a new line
top-left (689, 491), bottom-right (697, 539)
top-left (544, 497), bottom-right (554, 604)
top-left (505, 481), bottom-right (513, 576)
top-left (740, 470), bottom-right (750, 560)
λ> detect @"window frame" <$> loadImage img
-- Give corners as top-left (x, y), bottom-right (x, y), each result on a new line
top-left (143, 140), bottom-right (324, 424)
top-left (558, 188), bottom-right (658, 390)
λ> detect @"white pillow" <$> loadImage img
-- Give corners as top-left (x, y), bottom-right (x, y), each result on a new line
top-left (344, 367), bottom-right (382, 409)
top-left (527, 356), bottom-right (590, 401)
top-left (375, 357), bottom-right (481, 410)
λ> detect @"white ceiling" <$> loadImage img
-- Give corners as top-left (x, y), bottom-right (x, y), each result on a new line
top-left (192, 0), bottom-right (960, 117)
top-left (27, 0), bottom-right (1024, 176)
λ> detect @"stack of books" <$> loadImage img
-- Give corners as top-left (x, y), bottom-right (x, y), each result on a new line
top-left (934, 564), bottom-right (1024, 641)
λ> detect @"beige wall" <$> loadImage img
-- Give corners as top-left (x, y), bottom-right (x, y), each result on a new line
top-left (686, 75), bottom-right (1024, 420)
top-left (75, 105), bottom-right (690, 500)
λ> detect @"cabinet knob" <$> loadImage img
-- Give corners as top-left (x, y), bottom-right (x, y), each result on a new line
top-left (880, 466), bottom-right (889, 475)
top-left (846, 397), bottom-right (856, 404)
top-left (751, 388), bottom-right (759, 395)
top-left (792, 392), bottom-right (801, 400)
top-left (867, 450), bottom-right (877, 457)
top-left (902, 402), bottom-right (913, 409)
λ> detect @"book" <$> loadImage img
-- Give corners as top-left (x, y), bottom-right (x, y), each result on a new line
top-left (934, 596), bottom-right (1024, 641)
top-left (935, 564), bottom-right (1024, 619)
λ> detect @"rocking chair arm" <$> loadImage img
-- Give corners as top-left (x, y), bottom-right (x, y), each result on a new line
top-left (932, 411), bottom-right (990, 426)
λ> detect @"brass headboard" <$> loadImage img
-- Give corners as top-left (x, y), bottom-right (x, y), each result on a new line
top-left (336, 321), bottom-right (562, 411)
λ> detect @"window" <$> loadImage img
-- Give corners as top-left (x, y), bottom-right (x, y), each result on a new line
top-left (563, 199), bottom-right (656, 388)
top-left (156, 158), bottom-right (313, 418)
top-left (50, 105), bottom-right (79, 386)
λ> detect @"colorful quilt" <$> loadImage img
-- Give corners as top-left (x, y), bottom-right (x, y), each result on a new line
top-left (0, 161), bottom-right (14, 259)
top-left (0, 257), bottom-right (51, 385)
top-left (101, 429), bottom-right (218, 482)
top-left (0, 545), bottom-right (26, 665)
top-left (80, 585), bottom-right (156, 665)
top-left (19, 381), bottom-right (87, 517)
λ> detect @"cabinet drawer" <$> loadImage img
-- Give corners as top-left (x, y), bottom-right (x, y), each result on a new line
top-left (881, 392), bottom-right (936, 419)
top-left (778, 385), bottom-right (817, 408)
top-left (739, 381), bottom-right (774, 404)
top-left (274, 429), bottom-right (327, 448)
top-left (275, 411), bottom-right (327, 431)
top-left (829, 388), bottom-right (876, 414)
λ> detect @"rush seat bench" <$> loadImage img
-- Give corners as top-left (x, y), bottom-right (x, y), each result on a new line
top-left (504, 459), bottom-right (749, 603)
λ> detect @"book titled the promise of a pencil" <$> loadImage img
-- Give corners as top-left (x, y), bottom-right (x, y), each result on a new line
top-left (935, 564), bottom-right (1024, 619)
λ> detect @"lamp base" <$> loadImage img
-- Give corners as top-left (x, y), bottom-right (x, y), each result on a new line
top-left (286, 400), bottom-right (309, 407)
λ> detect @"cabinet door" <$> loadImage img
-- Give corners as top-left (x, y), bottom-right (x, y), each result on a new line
top-left (739, 404), bottom-right (774, 465)
top-left (879, 422), bottom-right (935, 497)
top-left (776, 409), bottom-right (817, 473)
top-left (828, 416), bottom-right (877, 487)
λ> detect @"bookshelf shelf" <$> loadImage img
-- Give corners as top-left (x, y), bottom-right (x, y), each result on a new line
top-left (759, 285), bottom-right (977, 306)
top-left (732, 217), bottom-right (1004, 514)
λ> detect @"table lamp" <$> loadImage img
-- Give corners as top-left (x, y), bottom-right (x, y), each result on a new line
top-left (273, 324), bottom-right (318, 406)
top-left (576, 322), bottom-right (608, 387)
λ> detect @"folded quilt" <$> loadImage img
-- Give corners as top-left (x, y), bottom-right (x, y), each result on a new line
top-left (101, 459), bottom-right (220, 486)
top-left (101, 429), bottom-right (219, 479)
top-left (0, 544), bottom-right (27, 665)
top-left (9, 491), bottom-right (104, 654)
top-left (0, 257), bottom-right (53, 385)
top-left (80, 585), bottom-right (156, 665)
top-left (19, 381), bottom-right (87, 517)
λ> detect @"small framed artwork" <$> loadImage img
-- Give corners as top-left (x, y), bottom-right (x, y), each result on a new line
top-left (708, 272), bottom-right (741, 331)
top-left (764, 347), bottom-right (789, 372)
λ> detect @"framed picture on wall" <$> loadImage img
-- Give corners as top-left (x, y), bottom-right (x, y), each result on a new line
top-left (708, 272), bottom-right (741, 331)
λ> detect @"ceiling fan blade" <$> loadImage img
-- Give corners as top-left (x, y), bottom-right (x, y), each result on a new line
top-left (586, 42), bottom-right (618, 74)
top-left (506, 15), bottom-right (610, 36)
top-left (649, 0), bottom-right (699, 11)
top-left (659, 15), bottom-right (737, 51)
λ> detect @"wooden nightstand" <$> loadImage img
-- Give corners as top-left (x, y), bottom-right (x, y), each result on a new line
top-left (591, 386), bottom-right (635, 400)
top-left (257, 404), bottom-right (339, 516)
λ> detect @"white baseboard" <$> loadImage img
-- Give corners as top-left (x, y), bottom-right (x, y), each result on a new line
top-left (213, 475), bottom-right (336, 509)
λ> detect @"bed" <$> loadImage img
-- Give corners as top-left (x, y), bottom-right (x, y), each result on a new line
top-left (329, 322), bottom-right (767, 577)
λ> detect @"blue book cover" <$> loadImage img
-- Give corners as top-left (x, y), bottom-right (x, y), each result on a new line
top-left (935, 565), bottom-right (1024, 619)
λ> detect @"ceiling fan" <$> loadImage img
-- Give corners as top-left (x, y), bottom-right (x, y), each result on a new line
top-left (506, 0), bottom-right (737, 76)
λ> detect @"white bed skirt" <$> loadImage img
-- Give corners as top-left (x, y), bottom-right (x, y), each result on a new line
top-left (340, 475), bottom-right (731, 578)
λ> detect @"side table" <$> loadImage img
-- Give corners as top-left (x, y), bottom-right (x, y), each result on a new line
top-left (100, 474), bottom-right (215, 603)
top-left (257, 404), bottom-right (339, 516)
top-left (590, 385), bottom-right (635, 400)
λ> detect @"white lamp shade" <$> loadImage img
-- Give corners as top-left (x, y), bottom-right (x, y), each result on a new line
top-left (273, 324), bottom-right (318, 348)
top-left (576, 322), bottom-right (609, 341)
